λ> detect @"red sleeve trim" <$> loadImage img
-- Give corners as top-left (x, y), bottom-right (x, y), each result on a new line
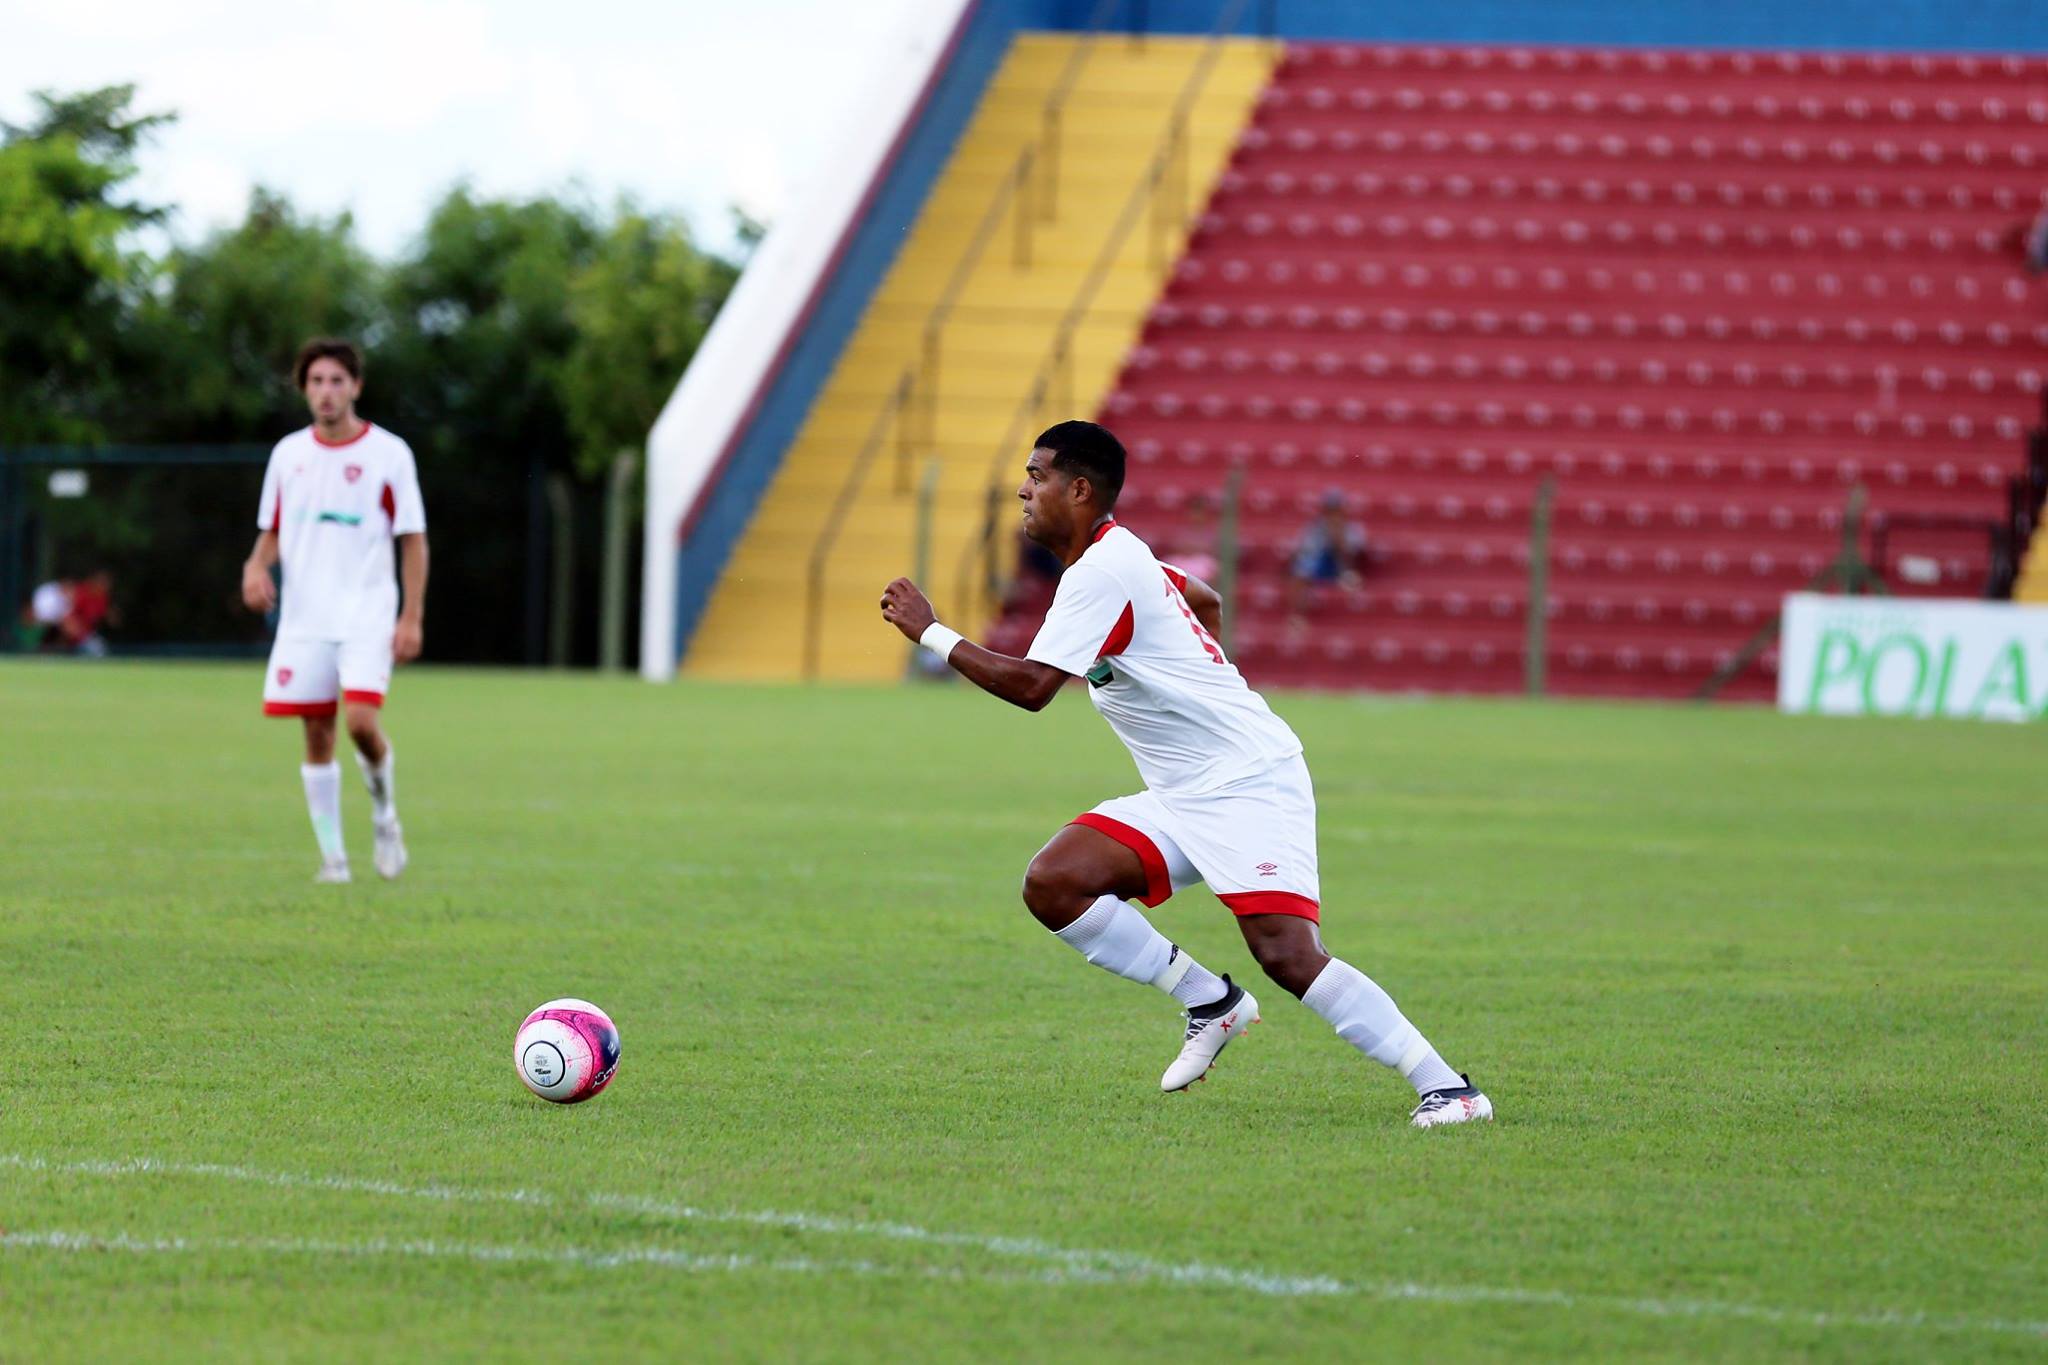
top-left (342, 689), bottom-right (385, 708)
top-left (1161, 564), bottom-right (1188, 594)
top-left (1096, 601), bottom-right (1135, 659)
top-left (1070, 813), bottom-right (1173, 907)
top-left (264, 700), bottom-right (338, 718)
top-left (380, 483), bottom-right (396, 522)
top-left (1217, 891), bottom-right (1320, 923)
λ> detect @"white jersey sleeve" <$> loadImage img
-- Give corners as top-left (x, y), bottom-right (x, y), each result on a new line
top-left (386, 439), bottom-right (427, 535)
top-left (1025, 563), bottom-right (1130, 676)
top-left (256, 444), bottom-right (285, 531)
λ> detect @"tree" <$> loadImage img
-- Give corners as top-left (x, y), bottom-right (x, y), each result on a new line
top-left (0, 86), bottom-right (170, 443)
top-left (560, 204), bottom-right (741, 479)
top-left (560, 204), bottom-right (745, 666)
top-left (136, 188), bottom-right (383, 441)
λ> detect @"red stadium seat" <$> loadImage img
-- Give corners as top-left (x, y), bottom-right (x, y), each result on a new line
top-left (995, 39), bottom-right (2043, 699)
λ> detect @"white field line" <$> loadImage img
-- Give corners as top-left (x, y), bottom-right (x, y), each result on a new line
top-left (0, 1228), bottom-right (1096, 1289)
top-left (4, 1153), bottom-right (2043, 1341)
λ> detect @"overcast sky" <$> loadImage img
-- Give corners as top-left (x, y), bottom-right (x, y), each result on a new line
top-left (1, 0), bottom-right (927, 257)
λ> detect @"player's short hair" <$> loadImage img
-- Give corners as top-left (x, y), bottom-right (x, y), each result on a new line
top-left (293, 338), bottom-right (364, 389)
top-left (1035, 420), bottom-right (1126, 509)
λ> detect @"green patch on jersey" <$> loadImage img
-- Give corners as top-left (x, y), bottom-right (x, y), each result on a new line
top-left (1085, 659), bottom-right (1115, 688)
top-left (317, 511), bottom-right (364, 526)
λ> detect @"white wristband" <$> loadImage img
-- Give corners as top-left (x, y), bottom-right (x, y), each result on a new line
top-left (919, 622), bottom-right (964, 661)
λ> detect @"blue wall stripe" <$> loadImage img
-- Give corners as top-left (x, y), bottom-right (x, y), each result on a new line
top-left (1049, 0), bottom-right (2048, 51)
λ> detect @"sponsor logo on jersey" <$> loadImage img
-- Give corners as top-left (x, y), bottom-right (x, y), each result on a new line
top-left (1256, 861), bottom-right (1279, 877)
top-left (317, 511), bottom-right (364, 526)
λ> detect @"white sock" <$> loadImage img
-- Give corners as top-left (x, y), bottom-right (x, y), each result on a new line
top-left (355, 744), bottom-right (397, 826)
top-left (1053, 895), bottom-right (1228, 1008)
top-left (1301, 958), bottom-right (1463, 1096)
top-left (301, 762), bottom-right (346, 865)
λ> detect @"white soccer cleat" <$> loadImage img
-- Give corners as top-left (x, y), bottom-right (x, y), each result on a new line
top-left (372, 819), bottom-right (408, 881)
top-left (1410, 1075), bottom-right (1494, 1129)
top-left (1161, 976), bottom-right (1258, 1092)
top-left (314, 858), bottom-right (352, 885)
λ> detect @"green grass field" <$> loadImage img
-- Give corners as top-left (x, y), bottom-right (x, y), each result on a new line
top-left (2, 659), bottom-right (2043, 1362)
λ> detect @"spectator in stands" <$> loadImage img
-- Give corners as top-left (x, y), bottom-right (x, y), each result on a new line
top-left (2023, 205), bottom-right (2048, 274)
top-left (21, 578), bottom-right (71, 650)
top-left (18, 571), bottom-right (116, 655)
top-left (1288, 490), bottom-right (1368, 629)
top-left (60, 570), bottom-right (116, 656)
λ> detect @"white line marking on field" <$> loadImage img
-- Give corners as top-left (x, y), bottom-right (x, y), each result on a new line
top-left (4, 1153), bottom-right (2042, 1340)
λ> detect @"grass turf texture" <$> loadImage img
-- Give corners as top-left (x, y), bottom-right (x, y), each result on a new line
top-left (2, 659), bottom-right (2042, 1363)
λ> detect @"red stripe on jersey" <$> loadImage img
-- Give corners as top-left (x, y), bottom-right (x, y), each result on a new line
top-left (380, 482), bottom-right (396, 522)
top-left (1097, 602), bottom-right (1135, 659)
top-left (1217, 891), bottom-right (1320, 923)
top-left (312, 421), bottom-right (374, 449)
top-left (1071, 813), bottom-right (1173, 907)
top-left (1162, 564), bottom-right (1188, 594)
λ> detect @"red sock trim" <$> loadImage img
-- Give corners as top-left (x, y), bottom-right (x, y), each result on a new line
top-left (1069, 813), bottom-right (1172, 908)
top-left (1217, 891), bottom-right (1320, 923)
top-left (342, 689), bottom-right (385, 708)
top-left (264, 700), bottom-right (338, 718)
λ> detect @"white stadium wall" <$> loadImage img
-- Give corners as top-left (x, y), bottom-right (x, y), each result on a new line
top-left (639, 0), bottom-right (976, 681)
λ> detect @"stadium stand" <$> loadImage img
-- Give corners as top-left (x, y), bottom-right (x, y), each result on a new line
top-left (685, 34), bottom-right (1276, 680)
top-left (1062, 43), bottom-right (2048, 698)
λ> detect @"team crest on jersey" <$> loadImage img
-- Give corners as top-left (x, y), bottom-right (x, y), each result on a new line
top-left (277, 667), bottom-right (294, 685)
top-left (344, 464), bottom-right (363, 483)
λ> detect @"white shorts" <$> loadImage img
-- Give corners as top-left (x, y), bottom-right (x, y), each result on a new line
top-left (1073, 755), bottom-right (1322, 922)
top-left (262, 632), bottom-right (393, 717)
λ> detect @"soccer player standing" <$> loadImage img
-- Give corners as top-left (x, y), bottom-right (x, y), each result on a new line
top-left (881, 421), bottom-right (1490, 1127)
top-left (241, 339), bottom-right (428, 883)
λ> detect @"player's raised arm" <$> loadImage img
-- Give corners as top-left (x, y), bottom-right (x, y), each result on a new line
top-left (880, 577), bottom-right (1068, 712)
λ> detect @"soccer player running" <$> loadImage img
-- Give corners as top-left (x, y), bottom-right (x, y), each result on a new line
top-left (881, 421), bottom-right (1490, 1127)
top-left (241, 339), bottom-right (428, 884)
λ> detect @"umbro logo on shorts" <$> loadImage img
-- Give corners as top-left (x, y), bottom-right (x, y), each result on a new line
top-left (1256, 861), bottom-right (1279, 877)
top-left (277, 667), bottom-right (294, 685)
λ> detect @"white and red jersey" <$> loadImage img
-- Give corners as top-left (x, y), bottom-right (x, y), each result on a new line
top-left (1026, 520), bottom-right (1302, 795)
top-left (256, 422), bottom-right (426, 641)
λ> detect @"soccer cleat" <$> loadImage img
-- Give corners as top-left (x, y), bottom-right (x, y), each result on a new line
top-left (1409, 1074), bottom-right (1494, 1129)
top-left (1161, 975), bottom-right (1258, 1092)
top-left (372, 818), bottom-right (408, 881)
top-left (314, 858), bottom-right (352, 885)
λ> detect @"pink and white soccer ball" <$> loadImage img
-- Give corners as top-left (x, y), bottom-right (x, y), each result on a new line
top-left (514, 998), bottom-right (621, 1103)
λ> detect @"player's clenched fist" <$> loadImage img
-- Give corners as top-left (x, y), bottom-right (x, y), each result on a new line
top-left (879, 577), bottom-right (936, 641)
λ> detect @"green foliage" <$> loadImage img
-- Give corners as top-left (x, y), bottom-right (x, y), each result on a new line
top-left (1, 666), bottom-right (2045, 1361)
top-left (6, 89), bottom-right (753, 663)
top-left (562, 206), bottom-right (740, 479)
top-left (0, 86), bottom-right (170, 443)
top-left (137, 189), bottom-right (382, 441)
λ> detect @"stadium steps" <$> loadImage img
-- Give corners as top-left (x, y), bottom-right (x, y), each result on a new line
top-left (987, 40), bottom-right (2048, 699)
top-left (685, 33), bottom-right (1280, 681)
